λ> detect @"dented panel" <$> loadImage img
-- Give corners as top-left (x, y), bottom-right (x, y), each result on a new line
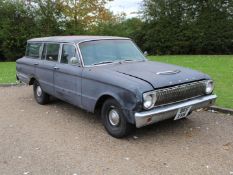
top-left (16, 36), bottom-right (215, 126)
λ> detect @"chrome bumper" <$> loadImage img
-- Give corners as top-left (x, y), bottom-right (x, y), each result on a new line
top-left (134, 95), bottom-right (217, 128)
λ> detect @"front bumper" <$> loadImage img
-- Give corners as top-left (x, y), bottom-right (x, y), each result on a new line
top-left (134, 94), bottom-right (217, 128)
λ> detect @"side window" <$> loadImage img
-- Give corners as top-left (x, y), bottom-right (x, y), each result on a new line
top-left (43, 43), bottom-right (60, 62)
top-left (25, 43), bottom-right (42, 59)
top-left (61, 44), bottom-right (79, 65)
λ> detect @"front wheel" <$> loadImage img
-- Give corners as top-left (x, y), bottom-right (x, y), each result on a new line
top-left (33, 80), bottom-right (49, 105)
top-left (101, 99), bottom-right (133, 138)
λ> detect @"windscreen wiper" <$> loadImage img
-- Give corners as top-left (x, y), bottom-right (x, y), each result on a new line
top-left (93, 61), bottom-right (114, 65)
top-left (122, 59), bottom-right (134, 62)
top-left (119, 59), bottom-right (142, 64)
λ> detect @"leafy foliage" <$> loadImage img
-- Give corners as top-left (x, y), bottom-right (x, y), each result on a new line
top-left (1, 0), bottom-right (233, 60)
top-left (142, 0), bottom-right (233, 55)
top-left (0, 0), bottom-right (113, 61)
top-left (0, 0), bottom-right (37, 60)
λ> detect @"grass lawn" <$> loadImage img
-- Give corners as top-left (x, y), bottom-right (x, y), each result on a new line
top-left (0, 62), bottom-right (16, 84)
top-left (149, 55), bottom-right (233, 109)
top-left (0, 55), bottom-right (232, 109)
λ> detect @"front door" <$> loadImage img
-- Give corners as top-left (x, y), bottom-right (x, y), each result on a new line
top-left (54, 43), bottom-right (82, 107)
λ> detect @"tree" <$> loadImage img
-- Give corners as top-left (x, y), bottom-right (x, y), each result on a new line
top-left (0, 0), bottom-right (115, 60)
top-left (93, 14), bottom-right (145, 46)
top-left (142, 0), bottom-right (233, 54)
top-left (31, 0), bottom-right (64, 36)
top-left (0, 0), bottom-right (37, 60)
top-left (60, 0), bottom-right (114, 34)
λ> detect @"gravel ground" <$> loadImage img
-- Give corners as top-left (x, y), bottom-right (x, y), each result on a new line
top-left (0, 86), bottom-right (233, 175)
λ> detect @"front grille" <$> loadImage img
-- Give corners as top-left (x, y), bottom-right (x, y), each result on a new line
top-left (155, 81), bottom-right (206, 106)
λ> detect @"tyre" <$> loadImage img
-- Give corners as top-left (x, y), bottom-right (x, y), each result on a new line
top-left (101, 99), bottom-right (133, 138)
top-left (33, 80), bottom-right (49, 105)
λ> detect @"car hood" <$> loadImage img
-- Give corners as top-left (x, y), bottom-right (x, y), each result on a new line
top-left (102, 61), bottom-right (210, 89)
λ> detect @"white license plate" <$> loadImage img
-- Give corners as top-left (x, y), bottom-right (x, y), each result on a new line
top-left (174, 106), bottom-right (192, 120)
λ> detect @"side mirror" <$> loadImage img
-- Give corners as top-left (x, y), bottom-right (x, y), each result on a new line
top-left (70, 57), bottom-right (79, 65)
top-left (144, 51), bottom-right (148, 57)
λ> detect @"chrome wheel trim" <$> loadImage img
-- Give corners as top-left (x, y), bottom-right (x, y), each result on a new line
top-left (36, 86), bottom-right (42, 97)
top-left (108, 109), bottom-right (120, 126)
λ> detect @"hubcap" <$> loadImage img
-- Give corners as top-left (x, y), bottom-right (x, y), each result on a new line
top-left (36, 86), bottom-right (42, 97)
top-left (108, 109), bottom-right (120, 126)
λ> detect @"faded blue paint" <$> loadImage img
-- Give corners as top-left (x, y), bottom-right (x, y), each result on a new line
top-left (16, 36), bottom-right (212, 124)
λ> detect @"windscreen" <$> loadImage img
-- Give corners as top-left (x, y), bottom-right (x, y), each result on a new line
top-left (79, 39), bottom-right (145, 66)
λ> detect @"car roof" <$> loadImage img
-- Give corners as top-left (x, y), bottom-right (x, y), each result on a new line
top-left (28, 36), bottom-right (130, 43)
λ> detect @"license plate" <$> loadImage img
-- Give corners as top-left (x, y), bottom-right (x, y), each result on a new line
top-left (174, 106), bottom-right (192, 120)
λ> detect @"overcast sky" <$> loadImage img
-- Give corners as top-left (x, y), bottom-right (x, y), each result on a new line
top-left (107, 0), bottom-right (143, 18)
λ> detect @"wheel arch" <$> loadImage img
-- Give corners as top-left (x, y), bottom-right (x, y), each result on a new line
top-left (29, 77), bottom-right (36, 85)
top-left (94, 94), bottom-right (117, 115)
top-left (94, 92), bottom-right (137, 124)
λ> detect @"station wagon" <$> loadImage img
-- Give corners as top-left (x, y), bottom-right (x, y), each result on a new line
top-left (16, 36), bottom-right (217, 138)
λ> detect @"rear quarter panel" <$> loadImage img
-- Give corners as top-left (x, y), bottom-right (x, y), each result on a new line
top-left (16, 57), bottom-right (38, 84)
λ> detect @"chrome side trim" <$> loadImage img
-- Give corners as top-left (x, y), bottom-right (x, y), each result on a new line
top-left (135, 95), bottom-right (217, 128)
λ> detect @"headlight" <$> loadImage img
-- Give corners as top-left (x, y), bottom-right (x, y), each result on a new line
top-left (205, 80), bottom-right (214, 94)
top-left (143, 91), bottom-right (157, 109)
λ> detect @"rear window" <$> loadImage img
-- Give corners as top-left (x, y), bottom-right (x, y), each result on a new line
top-left (25, 43), bottom-right (42, 58)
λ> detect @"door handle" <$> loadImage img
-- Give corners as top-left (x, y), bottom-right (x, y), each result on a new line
top-left (34, 63), bottom-right (39, 66)
top-left (54, 66), bottom-right (59, 70)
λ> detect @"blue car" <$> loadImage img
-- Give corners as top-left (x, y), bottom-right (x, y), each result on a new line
top-left (16, 36), bottom-right (217, 138)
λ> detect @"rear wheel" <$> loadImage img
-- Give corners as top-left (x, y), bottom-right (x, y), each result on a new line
top-left (33, 80), bottom-right (49, 105)
top-left (101, 99), bottom-right (133, 138)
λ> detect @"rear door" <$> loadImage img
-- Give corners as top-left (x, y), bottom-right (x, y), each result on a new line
top-left (54, 43), bottom-right (82, 107)
top-left (36, 43), bottom-right (60, 95)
